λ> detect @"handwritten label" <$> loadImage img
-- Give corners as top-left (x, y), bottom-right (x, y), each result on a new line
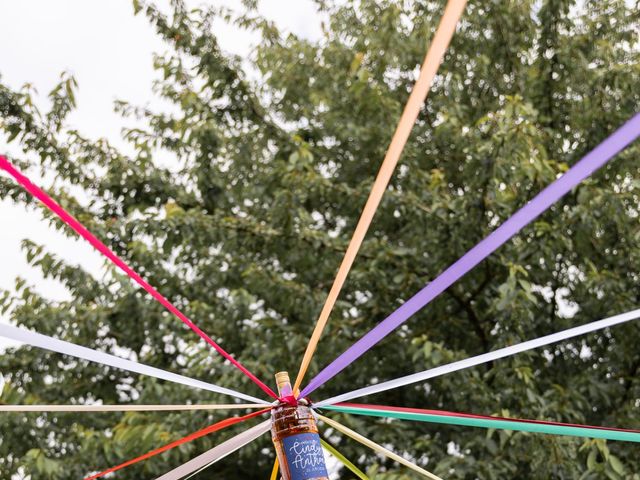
top-left (282, 433), bottom-right (328, 480)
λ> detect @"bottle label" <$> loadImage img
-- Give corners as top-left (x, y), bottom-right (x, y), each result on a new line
top-left (282, 432), bottom-right (328, 480)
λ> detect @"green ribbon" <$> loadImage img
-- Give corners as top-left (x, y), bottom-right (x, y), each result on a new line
top-left (322, 406), bottom-right (640, 443)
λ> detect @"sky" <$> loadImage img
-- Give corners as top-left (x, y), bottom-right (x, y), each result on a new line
top-left (0, 0), bottom-right (322, 339)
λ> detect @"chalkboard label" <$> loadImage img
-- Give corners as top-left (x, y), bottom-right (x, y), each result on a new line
top-left (282, 432), bottom-right (328, 480)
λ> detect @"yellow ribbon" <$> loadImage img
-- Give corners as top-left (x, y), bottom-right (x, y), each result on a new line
top-left (294, 0), bottom-right (469, 393)
top-left (317, 413), bottom-right (443, 480)
top-left (320, 438), bottom-right (369, 480)
top-left (270, 459), bottom-right (279, 480)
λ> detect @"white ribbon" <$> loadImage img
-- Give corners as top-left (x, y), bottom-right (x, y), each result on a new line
top-left (155, 419), bottom-right (271, 480)
top-left (316, 308), bottom-right (640, 406)
top-left (0, 323), bottom-right (269, 405)
top-left (0, 404), bottom-right (265, 412)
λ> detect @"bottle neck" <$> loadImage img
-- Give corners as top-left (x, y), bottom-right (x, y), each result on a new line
top-left (275, 372), bottom-right (293, 397)
top-left (277, 380), bottom-right (293, 397)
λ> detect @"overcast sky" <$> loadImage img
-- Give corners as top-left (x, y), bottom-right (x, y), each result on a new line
top-left (0, 0), bottom-right (322, 342)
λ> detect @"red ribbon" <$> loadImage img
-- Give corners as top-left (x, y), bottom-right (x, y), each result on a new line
top-left (279, 395), bottom-right (298, 406)
top-left (0, 156), bottom-right (277, 399)
top-left (84, 408), bottom-right (271, 479)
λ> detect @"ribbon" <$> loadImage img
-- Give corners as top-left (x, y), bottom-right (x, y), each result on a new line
top-left (333, 403), bottom-right (640, 433)
top-left (269, 459), bottom-right (279, 480)
top-left (0, 404), bottom-right (266, 412)
top-left (0, 323), bottom-right (268, 405)
top-left (317, 413), bottom-right (442, 480)
top-left (314, 308), bottom-right (640, 406)
top-left (301, 112), bottom-right (640, 397)
top-left (322, 404), bottom-right (640, 443)
top-left (0, 155), bottom-right (277, 400)
top-left (293, 0), bottom-right (468, 394)
top-left (155, 419), bottom-right (271, 480)
top-left (320, 438), bottom-right (369, 480)
top-left (85, 408), bottom-right (270, 480)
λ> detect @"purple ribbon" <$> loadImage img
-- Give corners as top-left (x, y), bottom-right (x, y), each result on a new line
top-left (301, 113), bottom-right (640, 398)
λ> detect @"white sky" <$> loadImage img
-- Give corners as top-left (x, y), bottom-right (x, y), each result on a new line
top-left (0, 0), bottom-right (322, 340)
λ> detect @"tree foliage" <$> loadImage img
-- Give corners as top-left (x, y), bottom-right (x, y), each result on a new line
top-left (1, 0), bottom-right (639, 478)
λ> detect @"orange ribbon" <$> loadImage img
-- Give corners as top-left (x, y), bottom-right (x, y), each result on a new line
top-left (293, 0), bottom-right (468, 393)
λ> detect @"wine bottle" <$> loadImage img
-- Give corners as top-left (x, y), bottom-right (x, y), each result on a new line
top-left (271, 371), bottom-right (329, 480)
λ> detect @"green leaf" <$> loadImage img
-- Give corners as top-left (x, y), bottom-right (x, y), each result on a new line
top-left (609, 455), bottom-right (625, 476)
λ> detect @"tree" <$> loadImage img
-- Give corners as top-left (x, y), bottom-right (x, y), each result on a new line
top-left (1, 0), bottom-right (639, 478)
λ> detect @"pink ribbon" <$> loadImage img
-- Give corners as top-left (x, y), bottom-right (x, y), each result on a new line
top-left (0, 155), bottom-right (276, 399)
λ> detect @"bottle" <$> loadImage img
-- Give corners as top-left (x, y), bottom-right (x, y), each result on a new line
top-left (271, 371), bottom-right (329, 480)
